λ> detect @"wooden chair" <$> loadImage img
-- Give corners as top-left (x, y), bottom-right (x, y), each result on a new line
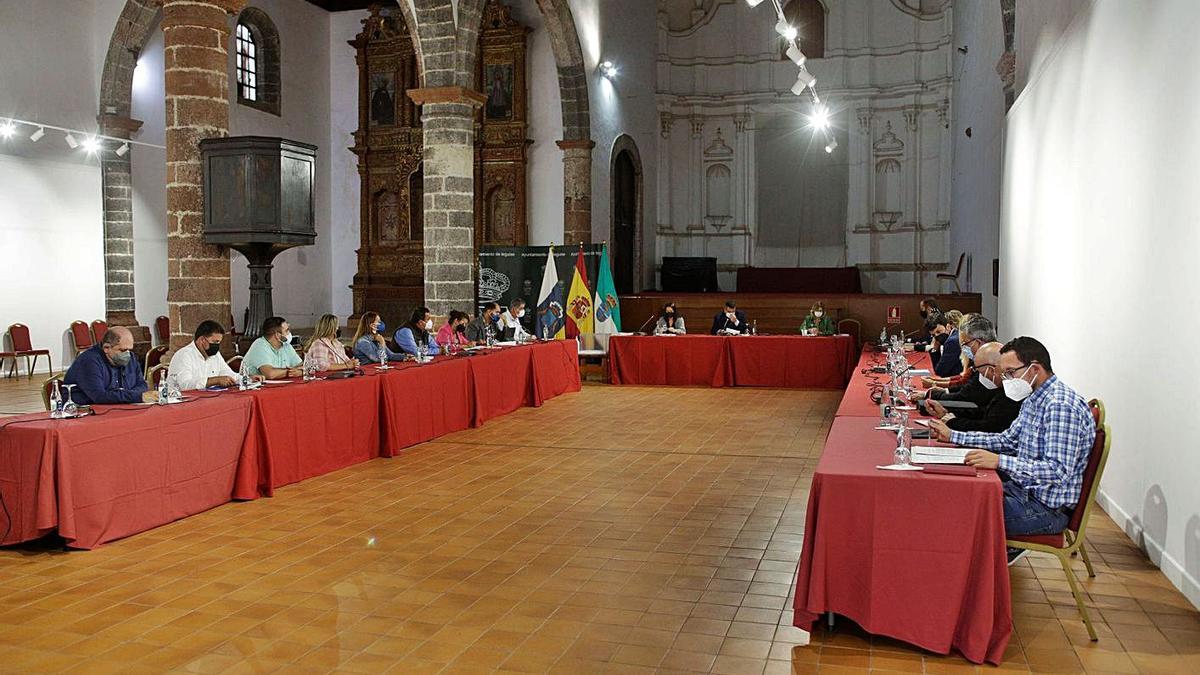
top-left (70, 320), bottom-right (94, 355)
top-left (227, 355), bottom-right (243, 375)
top-left (1006, 400), bottom-right (1110, 641)
top-left (0, 340), bottom-right (16, 379)
top-left (41, 373), bottom-right (65, 411)
top-left (147, 363), bottom-right (169, 390)
top-left (937, 252), bottom-right (965, 294)
top-left (837, 318), bottom-right (862, 352)
top-left (577, 333), bottom-right (610, 382)
top-left (154, 315), bottom-right (170, 346)
top-left (91, 319), bottom-right (109, 344)
top-left (7, 323), bottom-right (52, 379)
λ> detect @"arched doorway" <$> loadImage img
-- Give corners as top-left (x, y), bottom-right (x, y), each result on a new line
top-left (610, 135), bottom-right (643, 294)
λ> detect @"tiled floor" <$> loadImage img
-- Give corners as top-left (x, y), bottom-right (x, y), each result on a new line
top-left (0, 376), bottom-right (1198, 674)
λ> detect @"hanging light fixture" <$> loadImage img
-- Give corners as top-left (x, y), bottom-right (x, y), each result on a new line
top-left (115, 142), bottom-right (130, 157)
top-left (64, 132), bottom-right (79, 149)
top-left (29, 126), bottom-right (45, 142)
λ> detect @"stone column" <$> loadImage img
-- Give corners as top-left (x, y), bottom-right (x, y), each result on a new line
top-left (557, 139), bottom-right (594, 246)
top-left (162, 0), bottom-right (244, 351)
top-left (98, 113), bottom-right (143, 328)
top-left (409, 87), bottom-right (485, 316)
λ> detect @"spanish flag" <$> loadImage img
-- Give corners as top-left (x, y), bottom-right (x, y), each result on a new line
top-left (565, 248), bottom-right (593, 338)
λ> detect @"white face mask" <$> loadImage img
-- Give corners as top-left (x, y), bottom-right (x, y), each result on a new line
top-left (814, 311), bottom-right (823, 318)
top-left (281, 332), bottom-right (292, 344)
top-left (517, 309), bottom-right (526, 319)
top-left (425, 320), bottom-right (433, 331)
top-left (978, 372), bottom-right (998, 390)
top-left (1003, 366), bottom-right (1035, 401)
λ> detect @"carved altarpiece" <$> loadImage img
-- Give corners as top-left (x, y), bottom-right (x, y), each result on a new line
top-left (349, 2), bottom-right (529, 321)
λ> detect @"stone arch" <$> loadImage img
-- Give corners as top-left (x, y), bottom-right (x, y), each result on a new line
top-left (534, 0), bottom-right (591, 142)
top-left (610, 134), bottom-right (644, 294)
top-left (97, 0), bottom-right (162, 330)
top-left (234, 6), bottom-right (281, 116)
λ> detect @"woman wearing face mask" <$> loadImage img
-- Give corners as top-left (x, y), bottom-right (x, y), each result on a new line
top-left (394, 306), bottom-right (442, 357)
top-left (436, 310), bottom-right (472, 351)
top-left (498, 299), bottom-right (530, 342)
top-left (800, 301), bottom-right (836, 336)
top-left (351, 311), bottom-right (407, 364)
top-left (303, 314), bottom-right (359, 372)
top-left (655, 303), bottom-right (686, 335)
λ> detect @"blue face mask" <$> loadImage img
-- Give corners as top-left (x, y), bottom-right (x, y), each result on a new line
top-left (376, 320), bottom-right (386, 333)
top-left (962, 344), bottom-right (974, 361)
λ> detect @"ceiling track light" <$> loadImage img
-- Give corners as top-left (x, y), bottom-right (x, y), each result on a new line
top-left (29, 126), bottom-right (45, 142)
top-left (774, 19), bottom-right (798, 42)
top-left (824, 137), bottom-right (838, 154)
top-left (115, 142), bottom-right (130, 157)
top-left (82, 137), bottom-right (102, 154)
top-left (786, 44), bottom-right (807, 67)
top-left (599, 60), bottom-right (618, 79)
top-left (791, 69), bottom-right (817, 96)
top-left (745, 0), bottom-right (767, 7)
top-left (64, 132), bottom-right (79, 149)
top-left (0, 120), bottom-right (15, 139)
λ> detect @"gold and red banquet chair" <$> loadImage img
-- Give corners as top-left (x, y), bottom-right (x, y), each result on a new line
top-left (91, 319), bottom-right (109, 344)
top-left (7, 323), bottom-right (52, 379)
top-left (1005, 399), bottom-right (1110, 641)
top-left (70, 320), bottom-right (94, 355)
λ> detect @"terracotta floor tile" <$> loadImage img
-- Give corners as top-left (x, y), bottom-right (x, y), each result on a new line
top-left (0, 384), bottom-right (1196, 674)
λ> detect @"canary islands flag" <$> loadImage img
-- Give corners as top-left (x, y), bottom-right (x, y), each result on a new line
top-left (593, 244), bottom-right (621, 334)
top-left (565, 248), bottom-right (593, 337)
top-left (536, 247), bottom-right (565, 339)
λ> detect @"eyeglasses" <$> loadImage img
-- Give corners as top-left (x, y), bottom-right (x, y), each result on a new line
top-left (1001, 362), bottom-right (1037, 380)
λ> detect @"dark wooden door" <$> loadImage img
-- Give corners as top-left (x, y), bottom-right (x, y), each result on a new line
top-left (613, 150), bottom-right (637, 294)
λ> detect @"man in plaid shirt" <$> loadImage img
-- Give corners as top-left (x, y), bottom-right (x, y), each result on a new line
top-left (930, 337), bottom-right (1095, 564)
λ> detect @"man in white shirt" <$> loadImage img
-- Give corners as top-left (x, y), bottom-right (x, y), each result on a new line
top-left (498, 298), bottom-right (530, 342)
top-left (167, 320), bottom-right (239, 390)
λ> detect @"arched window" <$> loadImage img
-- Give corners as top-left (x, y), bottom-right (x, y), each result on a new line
top-left (780, 0), bottom-right (825, 60)
top-left (235, 8), bottom-right (281, 116)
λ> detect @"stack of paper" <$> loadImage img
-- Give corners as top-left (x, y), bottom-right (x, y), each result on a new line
top-left (911, 446), bottom-right (969, 464)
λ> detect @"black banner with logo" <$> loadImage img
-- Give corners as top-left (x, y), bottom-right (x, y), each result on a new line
top-left (478, 245), bottom-right (603, 333)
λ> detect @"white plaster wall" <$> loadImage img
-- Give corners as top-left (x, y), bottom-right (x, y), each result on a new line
top-left (329, 10), bottom-right (361, 319)
top-left (130, 19), bottom-right (168, 330)
top-left (658, 0), bottom-right (954, 293)
top-left (1002, 0), bottom-right (1200, 608)
top-left (572, 0), bottom-right (659, 290)
top-left (228, 1), bottom-right (333, 331)
top-left (0, 0), bottom-right (124, 370)
top-left (948, 0), bottom-right (1003, 321)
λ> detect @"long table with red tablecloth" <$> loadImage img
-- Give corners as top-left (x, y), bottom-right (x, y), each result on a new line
top-left (791, 347), bottom-right (1013, 665)
top-left (608, 334), bottom-right (857, 388)
top-left (0, 340), bottom-right (579, 548)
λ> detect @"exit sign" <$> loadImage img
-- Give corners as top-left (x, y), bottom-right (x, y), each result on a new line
top-left (887, 306), bottom-right (902, 324)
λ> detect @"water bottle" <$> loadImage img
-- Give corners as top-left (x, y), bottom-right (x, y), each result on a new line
top-left (416, 341), bottom-right (427, 364)
top-left (879, 327), bottom-right (887, 346)
top-left (158, 374), bottom-right (170, 405)
top-left (894, 412), bottom-right (912, 466)
top-left (751, 320), bottom-right (758, 336)
top-left (50, 379), bottom-right (63, 419)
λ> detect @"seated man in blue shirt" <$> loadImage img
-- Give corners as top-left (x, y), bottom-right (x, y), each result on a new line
top-left (241, 316), bottom-right (303, 379)
top-left (63, 326), bottom-right (153, 404)
top-left (930, 337), bottom-right (1095, 565)
top-left (931, 314), bottom-right (962, 377)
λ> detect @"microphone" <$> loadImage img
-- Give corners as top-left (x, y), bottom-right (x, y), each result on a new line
top-left (634, 313), bottom-right (656, 335)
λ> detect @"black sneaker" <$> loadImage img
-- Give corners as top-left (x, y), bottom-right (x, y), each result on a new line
top-left (1006, 547), bottom-right (1030, 566)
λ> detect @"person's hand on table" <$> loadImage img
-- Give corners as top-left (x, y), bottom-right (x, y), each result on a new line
top-left (926, 399), bottom-right (947, 418)
top-left (920, 376), bottom-right (936, 388)
top-left (965, 450), bottom-right (1000, 470)
top-left (349, 358), bottom-right (360, 368)
top-left (928, 419), bottom-right (953, 443)
top-left (286, 367), bottom-right (303, 378)
top-left (912, 389), bottom-right (929, 401)
top-left (212, 376), bottom-right (237, 388)
top-left (142, 390), bottom-right (159, 403)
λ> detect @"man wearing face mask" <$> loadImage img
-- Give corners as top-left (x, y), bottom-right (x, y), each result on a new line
top-left (917, 315), bottom-right (994, 398)
top-left (498, 298), bottom-right (530, 341)
top-left (394, 306), bottom-right (443, 356)
top-left (241, 316), bottom-right (303, 379)
top-left (166, 321), bottom-right (240, 390)
top-left (925, 342), bottom-right (1021, 434)
top-left (930, 337), bottom-right (1095, 554)
top-left (710, 300), bottom-right (749, 335)
top-left (931, 313), bottom-right (963, 377)
top-left (466, 302), bottom-right (501, 344)
top-left (63, 326), bottom-right (154, 404)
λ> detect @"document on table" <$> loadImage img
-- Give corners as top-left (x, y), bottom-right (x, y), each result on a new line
top-left (911, 446), bottom-right (970, 464)
top-left (907, 369), bottom-right (931, 377)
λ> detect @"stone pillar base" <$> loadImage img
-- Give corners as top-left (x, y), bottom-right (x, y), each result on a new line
top-left (557, 139), bottom-right (595, 245)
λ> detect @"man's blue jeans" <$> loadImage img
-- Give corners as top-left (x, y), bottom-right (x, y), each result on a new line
top-left (1002, 479), bottom-right (1069, 536)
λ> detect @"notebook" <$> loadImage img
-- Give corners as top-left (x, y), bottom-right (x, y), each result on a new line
top-left (911, 446), bottom-right (969, 464)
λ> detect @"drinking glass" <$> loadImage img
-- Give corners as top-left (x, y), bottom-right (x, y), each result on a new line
top-left (61, 384), bottom-right (78, 417)
top-left (167, 375), bottom-right (182, 402)
top-left (377, 345), bottom-right (390, 370)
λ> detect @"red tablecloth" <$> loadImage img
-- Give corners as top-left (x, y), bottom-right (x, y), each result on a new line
top-left (835, 350), bottom-right (932, 418)
top-left (727, 335), bottom-right (856, 388)
top-left (0, 340), bottom-right (581, 548)
top-left (378, 358), bottom-right (473, 455)
top-left (0, 396), bottom-right (254, 549)
top-left (793, 370), bottom-right (1012, 664)
top-left (609, 335), bottom-right (854, 388)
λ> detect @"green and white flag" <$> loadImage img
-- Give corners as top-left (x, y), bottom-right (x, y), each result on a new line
top-left (593, 244), bottom-right (621, 334)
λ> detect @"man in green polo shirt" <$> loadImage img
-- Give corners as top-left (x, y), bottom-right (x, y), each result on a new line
top-left (242, 316), bottom-right (303, 379)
